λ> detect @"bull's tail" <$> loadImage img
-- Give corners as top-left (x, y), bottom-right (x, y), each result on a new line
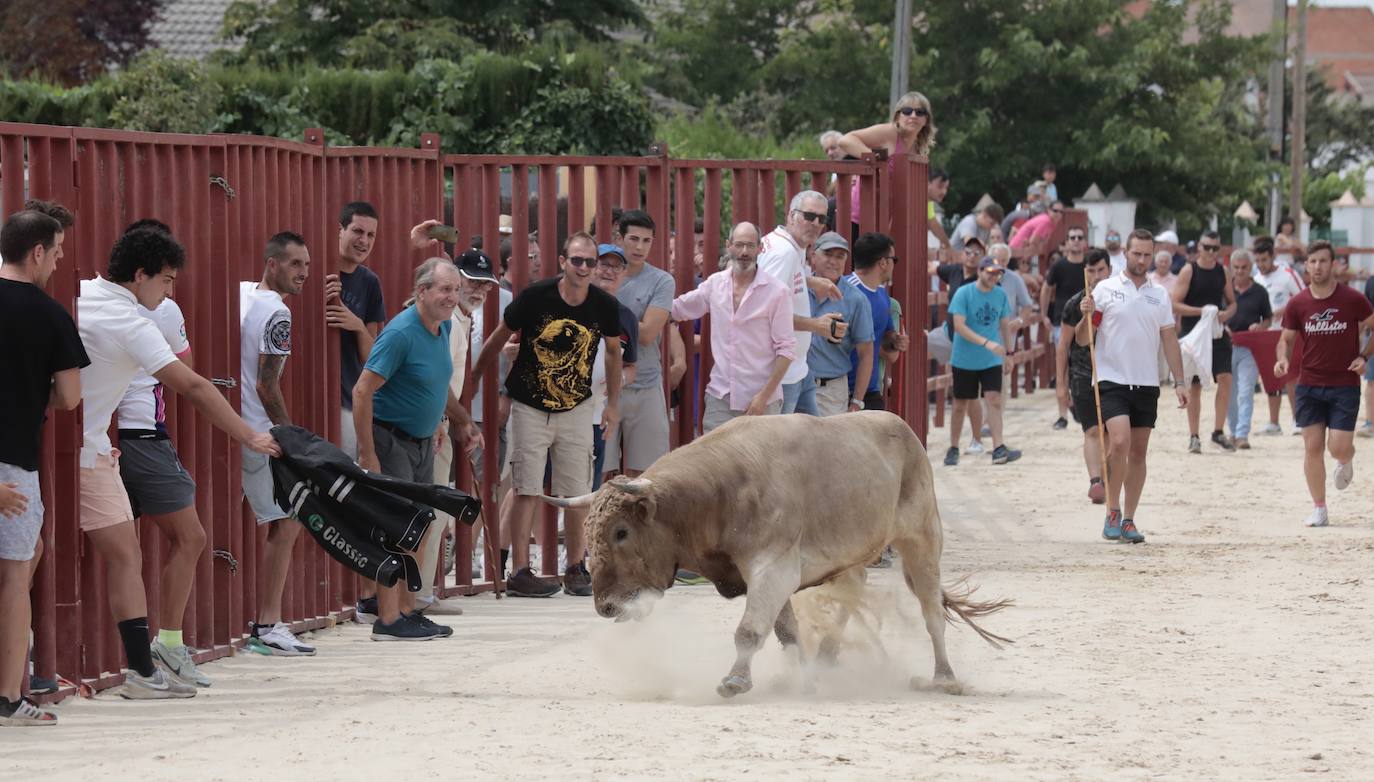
top-left (941, 577), bottom-right (1014, 650)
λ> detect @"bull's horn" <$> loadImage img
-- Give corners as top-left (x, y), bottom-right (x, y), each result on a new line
top-left (538, 492), bottom-right (597, 508)
top-left (609, 477), bottom-right (653, 496)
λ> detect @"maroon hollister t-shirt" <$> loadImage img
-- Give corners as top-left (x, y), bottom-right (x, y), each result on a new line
top-left (1281, 285), bottom-right (1374, 386)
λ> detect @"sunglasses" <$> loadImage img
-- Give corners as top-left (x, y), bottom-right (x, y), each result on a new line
top-left (898, 107), bottom-right (930, 118)
top-left (794, 210), bottom-right (827, 224)
top-left (1052, 208), bottom-right (1064, 215)
top-left (1068, 234), bottom-right (1085, 240)
top-left (566, 256), bottom-right (597, 268)
top-left (1200, 244), bottom-right (1220, 252)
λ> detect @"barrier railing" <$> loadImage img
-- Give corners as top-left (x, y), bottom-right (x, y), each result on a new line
top-left (0, 121), bottom-right (932, 701)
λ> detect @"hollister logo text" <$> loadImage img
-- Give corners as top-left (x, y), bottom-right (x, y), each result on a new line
top-left (1305, 308), bottom-right (1346, 335)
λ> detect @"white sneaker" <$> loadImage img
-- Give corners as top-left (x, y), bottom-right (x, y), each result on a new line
top-left (1304, 507), bottom-right (1330, 527)
top-left (965, 439), bottom-right (985, 455)
top-left (1357, 422), bottom-right (1374, 439)
top-left (414, 594), bottom-right (464, 616)
top-left (119, 668), bottom-right (197, 699)
top-left (1334, 461), bottom-right (1354, 491)
top-left (1291, 421), bottom-right (1302, 436)
top-left (1260, 423), bottom-right (1282, 435)
top-left (151, 641), bottom-right (211, 687)
top-left (253, 623), bottom-right (317, 657)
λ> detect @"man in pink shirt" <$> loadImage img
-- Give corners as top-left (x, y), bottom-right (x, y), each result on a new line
top-left (1010, 200), bottom-right (1064, 255)
top-left (671, 222), bottom-right (796, 432)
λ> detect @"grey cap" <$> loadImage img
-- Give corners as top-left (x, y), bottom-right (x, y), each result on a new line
top-left (814, 231), bottom-right (849, 253)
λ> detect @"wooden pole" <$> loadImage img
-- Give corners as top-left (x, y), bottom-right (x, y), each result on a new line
top-left (1289, 0), bottom-right (1308, 224)
top-left (1084, 268), bottom-right (1109, 485)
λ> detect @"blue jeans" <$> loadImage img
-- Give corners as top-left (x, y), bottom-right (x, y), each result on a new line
top-left (781, 374), bottom-right (819, 416)
top-left (1227, 345), bottom-right (1259, 439)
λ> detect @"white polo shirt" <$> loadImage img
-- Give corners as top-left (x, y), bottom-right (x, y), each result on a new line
top-left (757, 225), bottom-right (812, 385)
top-left (1092, 271), bottom-right (1175, 387)
top-left (78, 277), bottom-right (179, 467)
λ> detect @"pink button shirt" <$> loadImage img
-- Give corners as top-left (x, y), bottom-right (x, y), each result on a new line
top-left (672, 268), bottom-right (796, 410)
top-left (1010, 212), bottom-right (1055, 250)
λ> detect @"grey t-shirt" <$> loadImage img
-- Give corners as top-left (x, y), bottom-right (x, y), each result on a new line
top-left (999, 269), bottom-right (1033, 313)
top-left (616, 263), bottom-right (675, 390)
top-left (950, 213), bottom-right (989, 252)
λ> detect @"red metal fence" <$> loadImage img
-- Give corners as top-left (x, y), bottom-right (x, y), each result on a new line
top-left (1, 121), bottom-right (935, 700)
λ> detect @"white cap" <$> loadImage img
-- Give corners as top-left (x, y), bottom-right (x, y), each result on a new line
top-left (1154, 229), bottom-right (1179, 244)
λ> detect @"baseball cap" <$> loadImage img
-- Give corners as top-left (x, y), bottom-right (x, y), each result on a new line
top-left (1027, 180), bottom-right (1046, 195)
top-left (596, 243), bottom-right (626, 262)
top-left (1154, 229), bottom-right (1179, 245)
top-left (455, 248), bottom-right (499, 282)
top-left (814, 231), bottom-right (849, 253)
top-left (963, 235), bottom-right (987, 252)
top-left (979, 256), bottom-right (1004, 272)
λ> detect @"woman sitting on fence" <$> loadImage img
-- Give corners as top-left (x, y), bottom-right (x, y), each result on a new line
top-left (837, 91), bottom-right (939, 239)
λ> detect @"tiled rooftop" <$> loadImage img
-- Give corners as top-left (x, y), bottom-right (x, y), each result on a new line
top-left (148, 0), bottom-right (238, 60)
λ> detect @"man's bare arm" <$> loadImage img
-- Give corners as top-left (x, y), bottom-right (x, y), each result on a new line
top-left (257, 353), bottom-right (292, 426)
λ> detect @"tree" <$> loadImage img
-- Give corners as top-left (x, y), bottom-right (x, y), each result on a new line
top-left (0, 0), bottom-right (165, 85)
top-left (220, 0), bottom-right (646, 67)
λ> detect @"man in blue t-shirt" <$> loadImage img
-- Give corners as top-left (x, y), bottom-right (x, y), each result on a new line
top-left (845, 232), bottom-right (908, 411)
top-left (807, 232), bottom-right (873, 416)
top-left (946, 256), bottom-right (1021, 466)
top-left (353, 258), bottom-right (482, 641)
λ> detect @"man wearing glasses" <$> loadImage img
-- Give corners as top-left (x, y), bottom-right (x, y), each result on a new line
top-left (468, 232), bottom-right (623, 597)
top-left (757, 190), bottom-right (849, 414)
top-left (945, 257), bottom-right (1022, 466)
top-left (1171, 230), bottom-right (1237, 453)
top-left (1041, 224), bottom-right (1088, 429)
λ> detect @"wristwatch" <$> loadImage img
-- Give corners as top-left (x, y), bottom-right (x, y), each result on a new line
top-left (851, 398), bottom-right (865, 409)
top-left (1172, 380), bottom-right (1185, 389)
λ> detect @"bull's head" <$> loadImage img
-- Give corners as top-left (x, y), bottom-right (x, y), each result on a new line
top-left (541, 477), bottom-right (675, 620)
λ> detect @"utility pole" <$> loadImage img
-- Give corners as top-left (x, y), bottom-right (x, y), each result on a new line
top-left (889, 0), bottom-right (913, 108)
top-left (1266, 0), bottom-right (1286, 234)
top-left (1289, 0), bottom-right (1308, 229)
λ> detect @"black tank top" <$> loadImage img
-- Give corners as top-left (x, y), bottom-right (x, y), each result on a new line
top-left (1181, 260), bottom-right (1226, 336)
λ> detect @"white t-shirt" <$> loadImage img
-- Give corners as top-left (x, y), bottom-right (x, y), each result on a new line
top-left (117, 298), bottom-right (191, 432)
top-left (239, 281), bottom-right (292, 432)
top-left (1109, 251), bottom-right (1127, 276)
top-left (757, 225), bottom-right (812, 384)
top-left (467, 287), bottom-right (513, 423)
top-left (77, 277), bottom-right (179, 467)
top-left (1092, 272), bottom-right (1176, 387)
top-left (1255, 266), bottom-right (1304, 330)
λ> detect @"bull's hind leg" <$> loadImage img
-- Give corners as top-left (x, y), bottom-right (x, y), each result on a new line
top-left (718, 554), bottom-right (801, 698)
top-left (774, 600), bottom-right (819, 694)
top-left (892, 537), bottom-right (960, 694)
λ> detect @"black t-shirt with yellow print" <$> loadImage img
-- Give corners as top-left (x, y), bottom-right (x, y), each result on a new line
top-left (503, 276), bottom-right (622, 412)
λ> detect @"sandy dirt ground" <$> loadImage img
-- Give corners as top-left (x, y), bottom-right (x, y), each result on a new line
top-left (8, 389), bottom-right (1374, 781)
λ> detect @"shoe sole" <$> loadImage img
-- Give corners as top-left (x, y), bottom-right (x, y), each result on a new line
top-left (562, 587), bottom-right (593, 596)
top-left (1335, 468), bottom-right (1353, 491)
top-left (118, 683), bottom-right (197, 700)
top-left (370, 633), bottom-right (440, 641)
top-left (247, 638), bottom-right (316, 657)
top-left (0, 716), bottom-right (57, 726)
top-left (506, 589), bottom-right (560, 598)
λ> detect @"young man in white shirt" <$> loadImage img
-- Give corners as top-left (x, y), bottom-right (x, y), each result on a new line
top-left (1085, 229), bottom-right (1188, 544)
top-left (240, 232), bottom-right (314, 656)
top-left (757, 190), bottom-right (847, 414)
top-left (79, 227), bottom-right (280, 699)
top-left (1252, 236), bottom-right (1303, 434)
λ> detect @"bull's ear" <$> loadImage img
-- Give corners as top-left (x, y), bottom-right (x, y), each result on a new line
top-left (629, 495), bottom-right (657, 526)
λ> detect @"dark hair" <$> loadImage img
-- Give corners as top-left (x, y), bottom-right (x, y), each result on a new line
top-left (108, 227), bottom-right (186, 282)
top-left (928, 167), bottom-right (949, 183)
top-left (0, 210), bottom-right (63, 265)
top-left (1042, 162), bottom-right (1056, 173)
top-left (1201, 230), bottom-right (1219, 242)
top-left (590, 207), bottom-right (624, 239)
top-left (981, 203), bottom-right (1005, 222)
top-left (1278, 216), bottom-right (1295, 231)
top-left (693, 218), bottom-right (704, 234)
top-left (125, 218), bottom-right (171, 235)
top-left (1084, 248), bottom-right (1110, 268)
top-left (1126, 228), bottom-right (1154, 248)
top-left (499, 237), bottom-right (513, 269)
top-left (24, 199), bottom-right (74, 229)
top-left (265, 231), bottom-right (307, 263)
top-left (1252, 236), bottom-right (1274, 255)
top-left (852, 231), bottom-right (894, 269)
top-left (1307, 239), bottom-right (1334, 259)
top-left (563, 231), bottom-right (597, 257)
top-left (617, 208), bottom-right (655, 236)
top-left (339, 201), bottom-right (379, 228)
top-left (1007, 257), bottom-right (1021, 271)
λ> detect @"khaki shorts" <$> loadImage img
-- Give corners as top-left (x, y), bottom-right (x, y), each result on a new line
top-left (339, 408), bottom-right (358, 459)
top-left (510, 400), bottom-right (594, 497)
top-left (814, 376), bottom-right (851, 417)
top-left (80, 451), bottom-right (136, 532)
top-left (702, 393), bottom-right (782, 433)
top-left (604, 385), bottom-right (670, 473)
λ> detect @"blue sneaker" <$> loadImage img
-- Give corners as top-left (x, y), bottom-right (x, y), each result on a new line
top-left (1102, 510), bottom-right (1122, 541)
top-left (1120, 519), bottom-right (1145, 544)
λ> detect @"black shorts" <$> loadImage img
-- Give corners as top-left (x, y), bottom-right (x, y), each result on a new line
top-left (1189, 335), bottom-right (1233, 382)
top-left (1069, 377), bottom-right (1101, 432)
top-left (1097, 381), bottom-right (1160, 429)
top-left (863, 390), bottom-right (886, 412)
top-left (1295, 385), bottom-right (1360, 431)
top-left (951, 365), bottom-right (1003, 400)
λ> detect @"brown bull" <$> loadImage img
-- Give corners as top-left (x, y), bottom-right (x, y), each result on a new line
top-left (543, 411), bottom-right (1010, 697)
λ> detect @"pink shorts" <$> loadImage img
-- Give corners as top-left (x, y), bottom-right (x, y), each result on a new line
top-left (80, 451), bottom-right (136, 532)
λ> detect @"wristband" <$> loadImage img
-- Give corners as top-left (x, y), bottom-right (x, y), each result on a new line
top-left (851, 398), bottom-right (865, 409)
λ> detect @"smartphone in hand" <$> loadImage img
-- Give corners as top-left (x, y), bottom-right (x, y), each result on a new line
top-left (426, 224), bottom-right (460, 244)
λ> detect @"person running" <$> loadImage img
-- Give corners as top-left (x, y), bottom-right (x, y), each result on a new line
top-left (945, 256), bottom-right (1021, 466)
top-left (0, 204), bottom-right (88, 726)
top-left (112, 220), bottom-right (212, 687)
top-left (1272, 241), bottom-right (1374, 527)
top-left (1058, 249), bottom-right (1112, 503)
top-left (1172, 231), bottom-right (1237, 453)
top-left (79, 226), bottom-right (280, 697)
top-left (1087, 230), bottom-right (1188, 543)
top-left (240, 232), bottom-right (316, 656)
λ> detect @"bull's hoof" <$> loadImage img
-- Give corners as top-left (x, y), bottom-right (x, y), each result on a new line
top-left (910, 675), bottom-right (965, 695)
top-left (716, 674), bottom-right (752, 698)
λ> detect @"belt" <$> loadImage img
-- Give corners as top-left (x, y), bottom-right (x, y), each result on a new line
top-left (817, 376), bottom-right (847, 387)
top-left (118, 428), bottom-right (169, 441)
top-left (374, 420), bottom-right (428, 445)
